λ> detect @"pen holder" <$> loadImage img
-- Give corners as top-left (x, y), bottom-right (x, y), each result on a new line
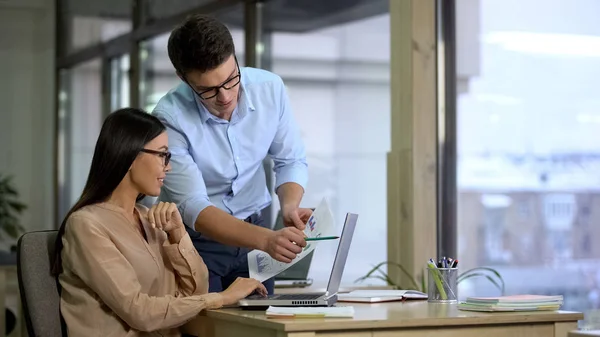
top-left (427, 267), bottom-right (458, 303)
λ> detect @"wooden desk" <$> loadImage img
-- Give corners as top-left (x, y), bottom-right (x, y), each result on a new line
top-left (184, 301), bottom-right (583, 337)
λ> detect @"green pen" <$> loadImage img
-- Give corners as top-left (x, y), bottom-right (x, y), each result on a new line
top-left (304, 236), bottom-right (339, 241)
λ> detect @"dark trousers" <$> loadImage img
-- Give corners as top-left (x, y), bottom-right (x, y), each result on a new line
top-left (185, 211), bottom-right (275, 295)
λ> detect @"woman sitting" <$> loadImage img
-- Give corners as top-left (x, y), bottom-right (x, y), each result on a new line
top-left (52, 108), bottom-right (266, 336)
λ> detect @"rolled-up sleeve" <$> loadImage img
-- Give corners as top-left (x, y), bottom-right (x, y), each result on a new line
top-left (162, 233), bottom-right (210, 296)
top-left (154, 112), bottom-right (213, 228)
top-left (268, 78), bottom-right (309, 191)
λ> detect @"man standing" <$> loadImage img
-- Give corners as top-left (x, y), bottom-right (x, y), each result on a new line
top-left (152, 14), bottom-right (312, 295)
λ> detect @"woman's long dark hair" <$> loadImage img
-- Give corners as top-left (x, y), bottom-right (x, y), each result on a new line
top-left (52, 108), bottom-right (166, 275)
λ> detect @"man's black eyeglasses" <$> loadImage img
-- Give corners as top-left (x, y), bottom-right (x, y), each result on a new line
top-left (140, 149), bottom-right (171, 167)
top-left (184, 57), bottom-right (241, 100)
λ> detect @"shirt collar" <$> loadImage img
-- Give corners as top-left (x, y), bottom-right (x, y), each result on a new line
top-left (193, 92), bottom-right (215, 124)
top-left (240, 68), bottom-right (256, 111)
top-left (192, 70), bottom-right (255, 124)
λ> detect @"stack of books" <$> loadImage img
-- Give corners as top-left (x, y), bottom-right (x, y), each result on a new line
top-left (458, 294), bottom-right (563, 312)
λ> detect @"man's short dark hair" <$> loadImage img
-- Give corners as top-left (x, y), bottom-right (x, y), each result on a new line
top-left (167, 14), bottom-right (235, 75)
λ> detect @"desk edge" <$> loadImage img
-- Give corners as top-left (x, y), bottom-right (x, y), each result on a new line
top-left (206, 310), bottom-right (584, 332)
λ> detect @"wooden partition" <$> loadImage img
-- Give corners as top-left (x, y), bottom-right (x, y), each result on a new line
top-left (387, 0), bottom-right (438, 286)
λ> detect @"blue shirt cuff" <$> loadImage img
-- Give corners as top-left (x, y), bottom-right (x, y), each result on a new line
top-left (274, 163), bottom-right (309, 191)
top-left (180, 196), bottom-right (213, 230)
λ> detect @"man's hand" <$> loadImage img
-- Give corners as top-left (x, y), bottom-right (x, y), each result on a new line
top-left (263, 227), bottom-right (306, 263)
top-left (282, 207), bottom-right (313, 230)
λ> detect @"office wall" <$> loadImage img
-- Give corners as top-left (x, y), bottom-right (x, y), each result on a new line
top-left (0, 1), bottom-right (55, 244)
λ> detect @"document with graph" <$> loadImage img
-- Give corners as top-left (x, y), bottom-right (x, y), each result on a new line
top-left (248, 198), bottom-right (336, 283)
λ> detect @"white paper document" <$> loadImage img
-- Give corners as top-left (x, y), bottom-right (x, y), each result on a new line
top-left (266, 305), bottom-right (354, 318)
top-left (248, 198), bottom-right (336, 282)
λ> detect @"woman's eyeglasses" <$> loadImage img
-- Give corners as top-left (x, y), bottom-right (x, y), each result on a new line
top-left (140, 149), bottom-right (171, 167)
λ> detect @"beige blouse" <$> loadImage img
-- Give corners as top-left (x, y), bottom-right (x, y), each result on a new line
top-left (59, 202), bottom-right (223, 337)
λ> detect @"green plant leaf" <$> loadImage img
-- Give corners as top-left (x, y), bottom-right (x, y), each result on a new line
top-left (355, 266), bottom-right (401, 288)
top-left (460, 267), bottom-right (503, 281)
top-left (358, 275), bottom-right (397, 286)
top-left (0, 173), bottom-right (26, 242)
top-left (375, 267), bottom-right (396, 286)
top-left (383, 261), bottom-right (420, 289)
top-left (2, 185), bottom-right (17, 196)
top-left (7, 201), bottom-right (26, 213)
top-left (458, 272), bottom-right (504, 294)
top-left (354, 261), bottom-right (420, 290)
top-left (354, 262), bottom-right (389, 283)
top-left (357, 261), bottom-right (505, 295)
top-left (3, 224), bottom-right (19, 239)
top-left (459, 267), bottom-right (505, 294)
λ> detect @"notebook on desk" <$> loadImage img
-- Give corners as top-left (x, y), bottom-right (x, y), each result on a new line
top-left (458, 294), bottom-right (564, 312)
top-left (238, 213), bottom-right (358, 308)
top-left (338, 289), bottom-right (428, 303)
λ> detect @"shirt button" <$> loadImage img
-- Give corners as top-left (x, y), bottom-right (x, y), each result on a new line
top-left (181, 248), bottom-right (186, 253)
top-left (236, 156), bottom-right (240, 160)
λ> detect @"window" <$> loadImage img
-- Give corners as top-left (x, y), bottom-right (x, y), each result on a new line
top-left (268, 13), bottom-right (391, 286)
top-left (110, 54), bottom-right (130, 110)
top-left (57, 58), bottom-right (103, 218)
top-left (456, 0), bottom-right (600, 311)
top-left (61, 0), bottom-right (132, 53)
top-left (581, 235), bottom-right (591, 256)
top-left (480, 194), bottom-right (511, 264)
top-left (517, 200), bottom-right (530, 218)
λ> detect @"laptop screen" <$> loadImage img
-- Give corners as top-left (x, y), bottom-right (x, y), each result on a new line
top-left (325, 213), bottom-right (358, 296)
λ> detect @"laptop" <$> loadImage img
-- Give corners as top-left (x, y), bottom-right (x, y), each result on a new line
top-left (273, 210), bottom-right (314, 288)
top-left (238, 212), bottom-right (358, 308)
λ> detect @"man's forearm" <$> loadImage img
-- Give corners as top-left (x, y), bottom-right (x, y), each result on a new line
top-left (277, 182), bottom-right (304, 209)
top-left (193, 206), bottom-right (271, 250)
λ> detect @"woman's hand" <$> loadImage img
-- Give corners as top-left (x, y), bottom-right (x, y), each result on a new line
top-left (219, 277), bottom-right (268, 306)
top-left (148, 202), bottom-right (184, 232)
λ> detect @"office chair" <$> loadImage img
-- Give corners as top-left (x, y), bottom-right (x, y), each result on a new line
top-left (17, 230), bottom-right (66, 336)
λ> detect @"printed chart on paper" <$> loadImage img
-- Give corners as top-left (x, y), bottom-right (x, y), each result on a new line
top-left (248, 198), bottom-right (336, 282)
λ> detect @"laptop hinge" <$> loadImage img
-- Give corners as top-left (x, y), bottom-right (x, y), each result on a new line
top-left (324, 292), bottom-right (337, 299)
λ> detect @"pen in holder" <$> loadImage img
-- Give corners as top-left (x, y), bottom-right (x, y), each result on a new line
top-left (427, 266), bottom-right (458, 303)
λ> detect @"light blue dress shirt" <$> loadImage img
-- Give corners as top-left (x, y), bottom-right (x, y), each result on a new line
top-left (152, 67), bottom-right (308, 228)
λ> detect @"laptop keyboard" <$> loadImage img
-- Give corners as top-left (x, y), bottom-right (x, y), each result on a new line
top-left (245, 293), bottom-right (323, 300)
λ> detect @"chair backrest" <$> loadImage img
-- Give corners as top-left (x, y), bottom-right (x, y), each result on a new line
top-left (17, 230), bottom-right (65, 337)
